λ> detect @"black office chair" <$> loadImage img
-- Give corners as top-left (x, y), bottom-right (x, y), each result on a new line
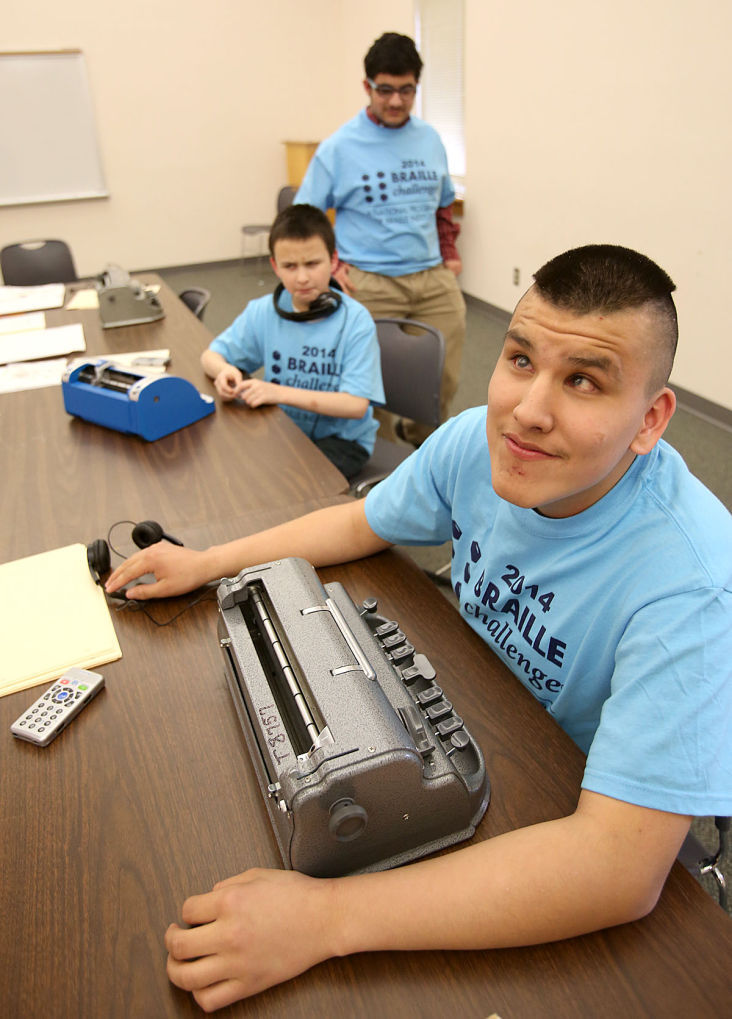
top-left (350, 318), bottom-right (445, 497)
top-left (178, 287), bottom-right (211, 321)
top-left (1, 239), bottom-right (78, 286)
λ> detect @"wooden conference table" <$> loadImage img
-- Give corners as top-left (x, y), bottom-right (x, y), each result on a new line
top-left (1, 278), bottom-right (730, 1017)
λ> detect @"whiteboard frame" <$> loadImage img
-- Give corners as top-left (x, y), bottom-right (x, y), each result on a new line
top-left (0, 49), bottom-right (109, 207)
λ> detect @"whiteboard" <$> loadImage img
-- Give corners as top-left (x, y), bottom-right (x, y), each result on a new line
top-left (0, 50), bottom-right (108, 207)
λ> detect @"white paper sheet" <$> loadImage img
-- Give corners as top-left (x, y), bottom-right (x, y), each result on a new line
top-left (0, 283), bottom-right (65, 315)
top-left (0, 357), bottom-right (69, 394)
top-left (0, 311), bottom-right (46, 334)
top-left (0, 322), bottom-right (85, 365)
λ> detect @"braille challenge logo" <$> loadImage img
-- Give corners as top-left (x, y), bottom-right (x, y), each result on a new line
top-left (451, 517), bottom-right (568, 704)
top-left (362, 172), bottom-right (389, 202)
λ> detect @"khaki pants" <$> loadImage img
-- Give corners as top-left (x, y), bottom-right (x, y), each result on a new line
top-left (348, 264), bottom-right (466, 445)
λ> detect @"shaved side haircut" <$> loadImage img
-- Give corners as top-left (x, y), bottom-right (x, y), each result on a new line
top-left (534, 244), bottom-right (678, 391)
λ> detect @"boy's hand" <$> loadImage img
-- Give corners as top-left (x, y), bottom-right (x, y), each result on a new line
top-left (213, 365), bottom-right (245, 400)
top-left (237, 378), bottom-right (280, 408)
top-left (165, 868), bottom-right (336, 1011)
top-left (106, 543), bottom-right (211, 600)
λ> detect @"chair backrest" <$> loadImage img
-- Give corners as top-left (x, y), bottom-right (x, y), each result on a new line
top-left (374, 318), bottom-right (445, 426)
top-left (277, 186), bottom-right (297, 213)
top-left (178, 287), bottom-right (211, 320)
top-left (0, 239), bottom-right (77, 286)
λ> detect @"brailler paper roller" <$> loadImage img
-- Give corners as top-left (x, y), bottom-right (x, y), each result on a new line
top-left (217, 557), bottom-right (490, 877)
top-left (62, 358), bottom-right (215, 441)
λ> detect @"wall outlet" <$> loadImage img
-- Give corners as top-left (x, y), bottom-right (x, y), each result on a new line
top-left (513, 267), bottom-right (520, 286)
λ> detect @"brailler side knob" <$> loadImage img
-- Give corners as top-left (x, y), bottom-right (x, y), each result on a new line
top-left (328, 798), bottom-right (368, 842)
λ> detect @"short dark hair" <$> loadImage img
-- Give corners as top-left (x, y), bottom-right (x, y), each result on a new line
top-left (533, 244), bottom-right (678, 390)
top-left (364, 32), bottom-right (423, 81)
top-left (269, 204), bottom-right (335, 259)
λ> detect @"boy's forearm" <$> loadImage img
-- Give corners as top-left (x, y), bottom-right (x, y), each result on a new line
top-left (330, 795), bottom-right (689, 956)
top-left (106, 502), bottom-right (388, 601)
top-left (275, 385), bottom-right (369, 420)
top-left (204, 500), bottom-right (389, 580)
top-left (332, 830), bottom-right (635, 956)
top-left (201, 348), bottom-right (228, 379)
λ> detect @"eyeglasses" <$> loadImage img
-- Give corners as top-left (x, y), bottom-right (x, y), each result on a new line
top-left (367, 78), bottom-right (417, 99)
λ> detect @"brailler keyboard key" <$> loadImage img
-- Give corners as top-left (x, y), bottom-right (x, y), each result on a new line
top-left (416, 685), bottom-right (443, 705)
top-left (389, 642), bottom-right (415, 661)
top-left (375, 619), bottom-right (399, 637)
top-left (436, 714), bottom-right (463, 738)
top-left (381, 630), bottom-right (406, 647)
top-left (425, 699), bottom-right (452, 721)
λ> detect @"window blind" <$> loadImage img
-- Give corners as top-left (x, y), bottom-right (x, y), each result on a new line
top-left (415, 0), bottom-right (465, 192)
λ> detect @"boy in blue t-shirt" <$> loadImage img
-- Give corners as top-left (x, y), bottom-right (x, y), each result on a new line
top-left (110, 244), bottom-right (731, 1012)
top-left (201, 204), bottom-right (384, 480)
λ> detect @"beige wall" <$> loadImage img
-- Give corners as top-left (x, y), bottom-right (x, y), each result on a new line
top-left (3, 1), bottom-right (730, 408)
top-left (1, 1), bottom-right (413, 274)
top-left (461, 0), bottom-right (732, 409)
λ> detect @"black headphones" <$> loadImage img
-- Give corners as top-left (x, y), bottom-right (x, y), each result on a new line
top-left (87, 519), bottom-right (183, 588)
top-left (85, 519), bottom-right (218, 625)
top-left (272, 281), bottom-right (343, 322)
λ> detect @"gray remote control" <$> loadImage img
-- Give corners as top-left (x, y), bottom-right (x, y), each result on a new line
top-left (10, 667), bottom-right (105, 746)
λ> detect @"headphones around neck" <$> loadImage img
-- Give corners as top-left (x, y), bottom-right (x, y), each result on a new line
top-left (272, 281), bottom-right (343, 322)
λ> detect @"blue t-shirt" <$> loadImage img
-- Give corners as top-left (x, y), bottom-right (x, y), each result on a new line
top-left (365, 407), bottom-right (732, 816)
top-left (296, 110), bottom-right (455, 277)
top-left (209, 290), bottom-right (384, 453)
